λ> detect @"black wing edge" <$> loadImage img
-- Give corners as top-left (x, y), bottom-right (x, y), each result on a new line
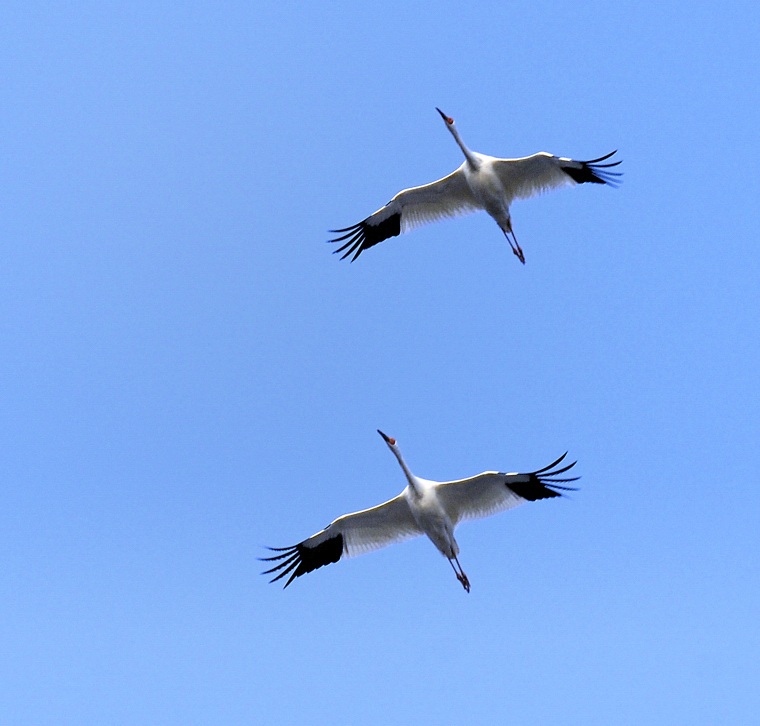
top-left (562, 150), bottom-right (623, 187)
top-left (508, 452), bottom-right (580, 502)
top-left (260, 533), bottom-right (344, 588)
top-left (328, 212), bottom-right (401, 262)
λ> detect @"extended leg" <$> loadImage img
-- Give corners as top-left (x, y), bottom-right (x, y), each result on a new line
top-left (502, 220), bottom-right (525, 264)
top-left (448, 556), bottom-right (471, 593)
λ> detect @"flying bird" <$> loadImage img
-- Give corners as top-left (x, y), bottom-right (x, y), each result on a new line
top-left (329, 109), bottom-right (621, 264)
top-left (262, 431), bottom-right (579, 592)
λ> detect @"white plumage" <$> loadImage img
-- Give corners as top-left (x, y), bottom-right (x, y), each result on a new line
top-left (329, 108), bottom-right (621, 264)
top-left (262, 430), bottom-right (579, 592)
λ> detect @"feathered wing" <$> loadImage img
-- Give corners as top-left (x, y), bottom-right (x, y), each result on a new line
top-left (494, 151), bottom-right (622, 204)
top-left (394, 167), bottom-right (481, 233)
top-left (435, 453), bottom-right (580, 526)
top-left (329, 168), bottom-right (480, 261)
top-left (261, 494), bottom-right (422, 587)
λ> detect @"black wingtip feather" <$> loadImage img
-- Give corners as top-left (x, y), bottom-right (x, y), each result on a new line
top-left (562, 150), bottom-right (623, 187)
top-left (531, 452), bottom-right (570, 475)
top-left (327, 213), bottom-right (402, 261)
top-left (508, 454), bottom-right (580, 501)
top-left (261, 534), bottom-right (344, 588)
top-left (583, 150), bottom-right (618, 164)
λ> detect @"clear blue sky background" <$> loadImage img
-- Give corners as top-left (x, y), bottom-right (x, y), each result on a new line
top-left (2, 2), bottom-right (758, 724)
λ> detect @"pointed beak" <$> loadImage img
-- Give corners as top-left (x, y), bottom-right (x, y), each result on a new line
top-left (377, 429), bottom-right (395, 446)
top-left (436, 108), bottom-right (454, 125)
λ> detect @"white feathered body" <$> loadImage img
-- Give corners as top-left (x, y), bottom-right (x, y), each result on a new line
top-left (404, 477), bottom-right (460, 559)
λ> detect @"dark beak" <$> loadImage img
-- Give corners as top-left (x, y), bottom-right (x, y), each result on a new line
top-left (377, 429), bottom-right (391, 443)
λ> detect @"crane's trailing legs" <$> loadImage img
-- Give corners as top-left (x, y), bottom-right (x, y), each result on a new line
top-left (504, 221), bottom-right (525, 264)
top-left (449, 555), bottom-right (471, 593)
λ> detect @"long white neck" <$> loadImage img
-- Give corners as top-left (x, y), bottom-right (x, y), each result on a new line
top-left (391, 447), bottom-right (423, 498)
top-left (449, 124), bottom-right (479, 169)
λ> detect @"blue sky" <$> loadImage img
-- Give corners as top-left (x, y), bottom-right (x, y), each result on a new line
top-left (2, 1), bottom-right (759, 724)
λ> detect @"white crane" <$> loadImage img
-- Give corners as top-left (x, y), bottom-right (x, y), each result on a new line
top-left (262, 430), bottom-right (579, 592)
top-left (329, 109), bottom-right (621, 264)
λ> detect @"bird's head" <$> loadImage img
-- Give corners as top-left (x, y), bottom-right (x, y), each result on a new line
top-left (377, 430), bottom-right (420, 491)
top-left (377, 429), bottom-right (397, 449)
top-left (436, 108), bottom-right (455, 128)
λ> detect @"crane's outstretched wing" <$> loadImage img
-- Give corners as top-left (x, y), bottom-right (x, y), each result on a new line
top-left (494, 151), bottom-right (622, 203)
top-left (328, 168), bottom-right (479, 261)
top-left (435, 453), bottom-right (580, 526)
top-left (261, 494), bottom-right (421, 588)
